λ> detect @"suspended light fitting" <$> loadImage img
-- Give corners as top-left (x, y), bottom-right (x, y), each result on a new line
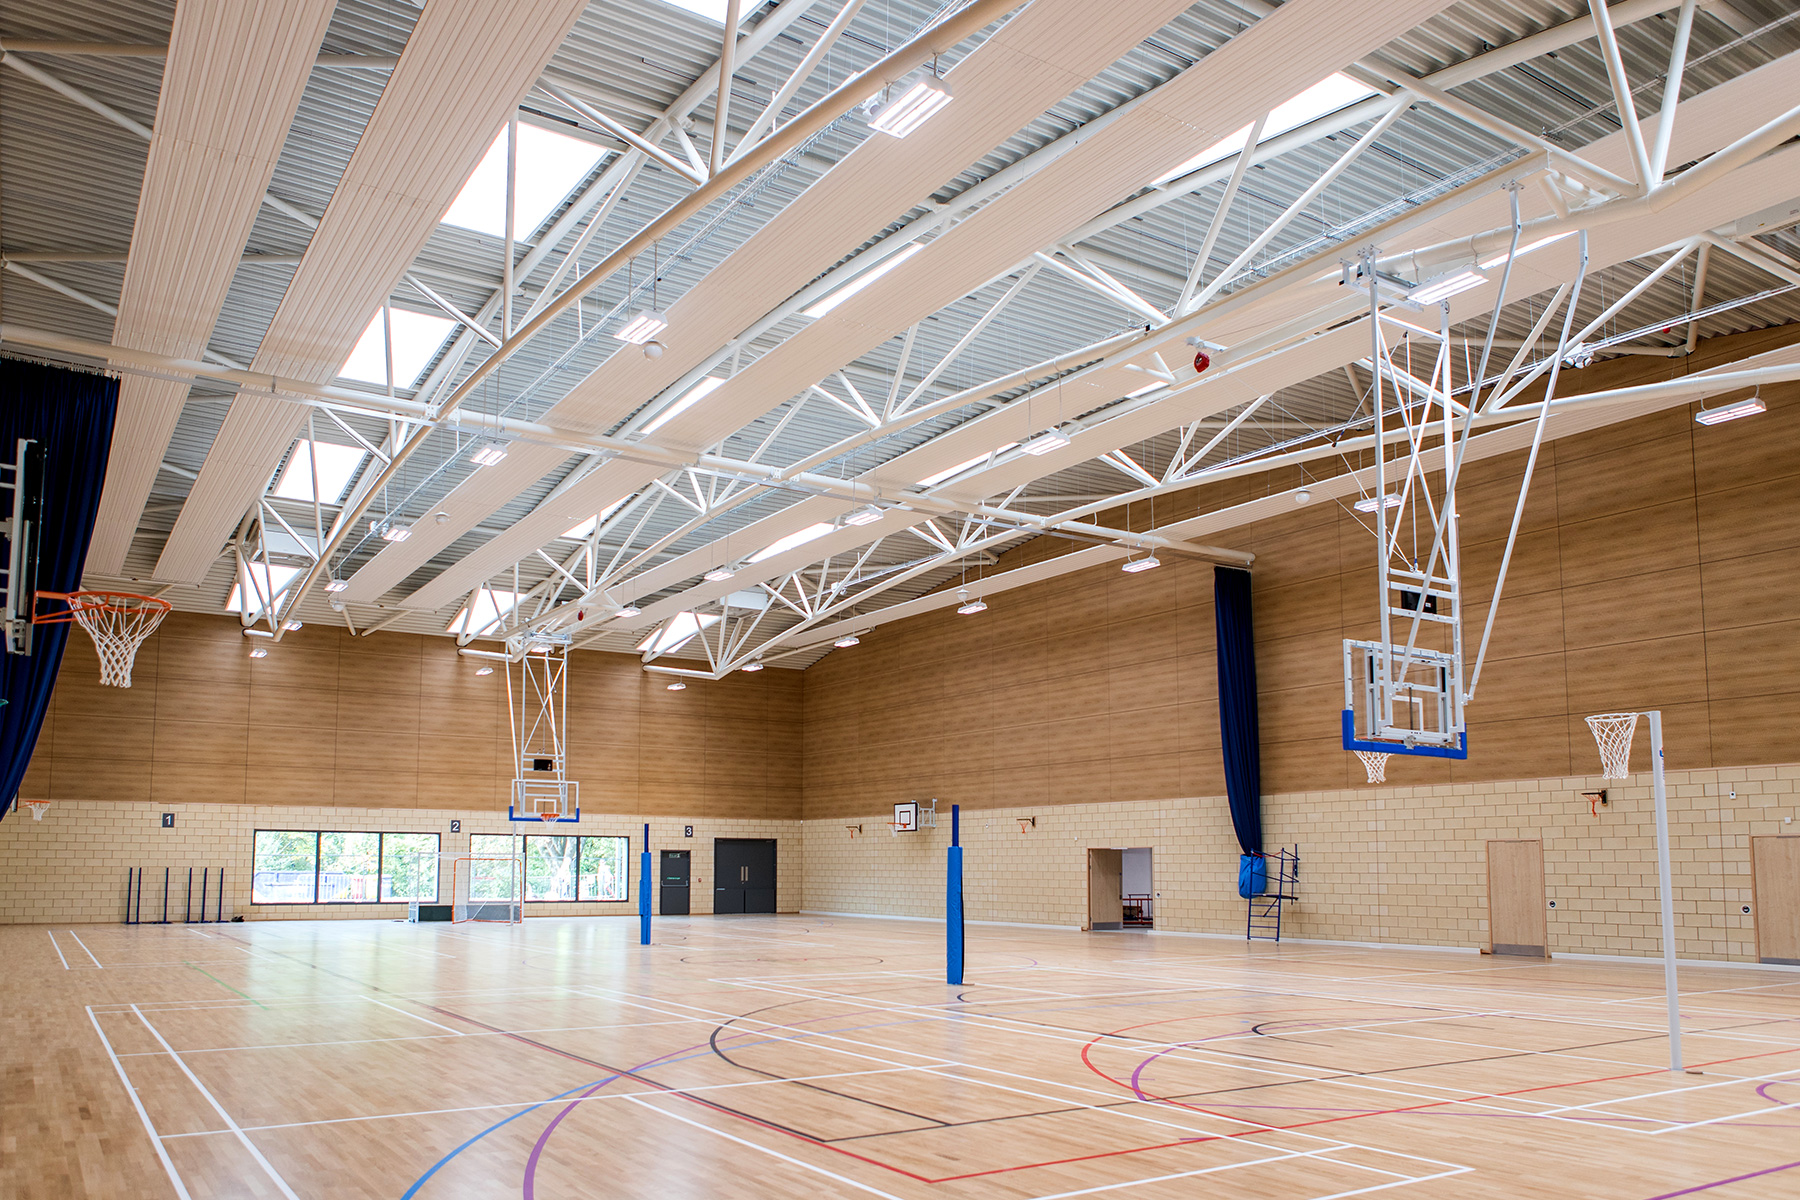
top-left (248, 647), bottom-right (268, 658)
top-left (868, 72), bottom-right (953, 138)
top-left (843, 504), bottom-right (884, 527)
top-left (703, 566), bottom-right (736, 583)
top-left (1694, 395), bottom-right (1766, 425)
top-left (1020, 429), bottom-right (1071, 456)
top-left (324, 578), bottom-right (349, 593)
top-left (1120, 553), bottom-right (1160, 574)
top-left (666, 681), bottom-right (687, 691)
top-left (1407, 268), bottom-right (1487, 305)
top-left (740, 661), bottom-right (764, 672)
top-left (615, 309), bottom-right (668, 345)
top-left (476, 666), bottom-right (494, 676)
top-left (370, 519), bottom-right (411, 542)
top-left (955, 588), bottom-right (987, 616)
top-left (834, 634), bottom-right (860, 648)
top-left (468, 441), bottom-right (508, 466)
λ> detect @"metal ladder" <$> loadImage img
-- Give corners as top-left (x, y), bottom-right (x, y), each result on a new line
top-left (1246, 846), bottom-right (1300, 942)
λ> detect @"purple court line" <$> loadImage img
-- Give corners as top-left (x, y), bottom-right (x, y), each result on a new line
top-left (1640, 1160), bottom-right (1800, 1199)
top-left (1754, 1076), bottom-right (1799, 1106)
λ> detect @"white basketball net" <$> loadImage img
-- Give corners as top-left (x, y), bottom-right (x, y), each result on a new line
top-left (24, 801), bottom-right (50, 821)
top-left (67, 594), bottom-right (171, 687)
top-left (1354, 750), bottom-right (1390, 783)
top-left (1586, 712), bottom-right (1640, 780)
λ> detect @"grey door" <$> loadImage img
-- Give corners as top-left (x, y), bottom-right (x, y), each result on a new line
top-left (660, 850), bottom-right (690, 916)
top-left (713, 838), bottom-right (776, 914)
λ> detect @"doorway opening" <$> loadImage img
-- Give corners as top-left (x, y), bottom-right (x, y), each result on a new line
top-left (1087, 847), bottom-right (1154, 930)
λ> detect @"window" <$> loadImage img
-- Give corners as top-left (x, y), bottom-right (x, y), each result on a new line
top-left (381, 833), bottom-right (440, 902)
top-left (338, 309), bottom-right (456, 388)
top-left (635, 611), bottom-right (720, 654)
top-left (318, 832), bottom-right (379, 903)
top-left (446, 587), bottom-right (522, 638)
top-left (525, 836), bottom-right (579, 902)
top-left (227, 562), bottom-right (303, 618)
top-left (466, 833), bottom-right (629, 902)
top-left (271, 439), bottom-right (368, 504)
top-left (251, 831), bottom-right (440, 905)
top-left (442, 123), bottom-right (606, 241)
top-left (252, 831), bottom-right (319, 904)
top-left (579, 836), bottom-right (629, 901)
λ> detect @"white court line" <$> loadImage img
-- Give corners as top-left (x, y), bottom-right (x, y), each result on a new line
top-left (362, 995), bottom-right (464, 1035)
top-left (618, 1092), bottom-right (907, 1200)
top-left (67, 930), bottom-right (103, 968)
top-left (130, 1006), bottom-right (300, 1200)
top-left (86, 1008), bottom-right (192, 1200)
top-left (47, 930), bottom-right (70, 970)
top-left (1649, 1098), bottom-right (1800, 1134)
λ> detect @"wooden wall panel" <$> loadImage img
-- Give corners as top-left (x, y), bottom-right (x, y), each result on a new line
top-left (804, 327), bottom-right (1800, 818)
top-left (29, 611), bottom-right (804, 819)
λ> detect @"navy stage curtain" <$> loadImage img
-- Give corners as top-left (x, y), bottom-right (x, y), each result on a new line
top-left (0, 358), bottom-right (118, 822)
top-left (1214, 566), bottom-right (1262, 856)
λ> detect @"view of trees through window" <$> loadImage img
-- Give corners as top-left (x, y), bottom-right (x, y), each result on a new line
top-left (466, 834), bottom-right (628, 902)
top-left (251, 831), bottom-right (440, 905)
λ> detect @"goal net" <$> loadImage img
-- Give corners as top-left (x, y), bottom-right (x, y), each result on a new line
top-left (443, 852), bottom-right (523, 923)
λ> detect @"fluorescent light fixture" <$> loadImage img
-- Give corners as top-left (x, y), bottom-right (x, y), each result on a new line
top-left (916, 443), bottom-right (1018, 488)
top-left (802, 242), bottom-right (925, 318)
top-left (1155, 73), bottom-right (1376, 185)
top-left (843, 505), bottom-right (883, 527)
top-left (446, 587), bottom-right (521, 637)
top-left (324, 578), bottom-right (349, 593)
top-left (283, 620), bottom-right (303, 631)
top-left (1121, 554), bottom-right (1161, 574)
top-left (1021, 429), bottom-right (1071, 456)
top-left (248, 647), bottom-right (268, 658)
top-left (1479, 231), bottom-right (1574, 270)
top-left (869, 75), bottom-right (953, 137)
top-left (1354, 493), bottom-right (1403, 513)
top-left (272, 439), bottom-right (368, 504)
top-left (956, 598), bottom-right (987, 615)
top-left (476, 666), bottom-right (494, 676)
top-left (636, 611), bottom-right (720, 654)
top-left (1694, 395), bottom-right (1767, 425)
top-left (1408, 268), bottom-right (1487, 305)
top-left (370, 520), bottom-right (411, 542)
top-left (615, 309), bottom-right (668, 345)
top-left (339, 309), bottom-right (456, 388)
top-left (666, 681), bottom-right (687, 691)
top-left (442, 122), bottom-right (605, 241)
top-left (703, 566), bottom-right (736, 583)
top-left (642, 375), bottom-right (725, 435)
top-left (740, 661), bottom-right (764, 672)
top-left (615, 605), bottom-right (641, 618)
top-left (226, 562), bottom-right (302, 617)
top-left (469, 441), bottom-right (508, 467)
top-left (834, 634), bottom-right (860, 648)
top-left (750, 521), bottom-right (834, 564)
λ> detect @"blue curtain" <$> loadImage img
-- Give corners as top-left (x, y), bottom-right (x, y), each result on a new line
top-left (0, 359), bottom-right (118, 820)
top-left (1214, 566), bottom-right (1262, 856)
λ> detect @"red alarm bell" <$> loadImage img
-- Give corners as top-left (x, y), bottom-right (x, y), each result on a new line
top-left (1193, 349), bottom-right (1211, 374)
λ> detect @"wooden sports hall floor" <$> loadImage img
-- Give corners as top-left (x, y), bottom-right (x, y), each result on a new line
top-left (6, 917), bottom-right (1800, 1200)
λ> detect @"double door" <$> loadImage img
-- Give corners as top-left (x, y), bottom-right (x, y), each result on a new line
top-left (714, 838), bottom-right (776, 914)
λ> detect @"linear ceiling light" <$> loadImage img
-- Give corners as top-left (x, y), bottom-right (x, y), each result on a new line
top-left (803, 243), bottom-right (925, 318)
top-left (868, 75), bottom-right (952, 138)
top-left (324, 578), bottom-right (349, 593)
top-left (1694, 395), bottom-right (1767, 425)
top-left (1120, 554), bottom-right (1160, 574)
top-left (666, 681), bottom-right (687, 691)
top-left (642, 375), bottom-right (725, 435)
top-left (468, 441), bottom-right (508, 467)
top-left (955, 589), bottom-right (986, 616)
top-left (703, 565), bottom-right (737, 582)
top-left (1408, 268), bottom-right (1487, 305)
top-left (834, 634), bottom-right (860, 648)
top-left (1354, 494), bottom-right (1403, 513)
top-left (1021, 429), bottom-right (1071, 456)
top-left (916, 443), bottom-right (1018, 488)
top-left (740, 661), bottom-right (764, 672)
top-left (371, 520), bottom-right (412, 542)
top-left (615, 309), bottom-right (668, 345)
top-left (614, 605), bottom-right (642, 618)
top-left (248, 647), bottom-right (268, 658)
top-left (843, 504), bottom-right (883, 527)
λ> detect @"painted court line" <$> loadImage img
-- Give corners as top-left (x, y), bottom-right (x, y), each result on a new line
top-left (362, 995), bottom-right (464, 1035)
top-left (130, 1006), bottom-right (300, 1200)
top-left (47, 930), bottom-right (70, 970)
top-left (86, 1007), bottom-right (192, 1200)
top-left (67, 930), bottom-right (103, 968)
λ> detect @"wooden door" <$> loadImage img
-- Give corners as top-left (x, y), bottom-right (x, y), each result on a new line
top-left (1752, 837), bottom-right (1800, 966)
top-left (1087, 849), bottom-right (1122, 931)
top-left (1487, 839), bottom-right (1547, 957)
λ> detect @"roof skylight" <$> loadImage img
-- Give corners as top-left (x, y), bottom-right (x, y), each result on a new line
top-left (442, 122), bottom-right (606, 241)
top-left (446, 587), bottom-right (521, 638)
top-left (749, 522), bottom-right (834, 564)
top-left (1154, 73), bottom-right (1376, 186)
top-left (642, 376), bottom-right (726, 435)
top-left (916, 443), bottom-right (1018, 488)
top-left (339, 309), bottom-right (456, 388)
top-left (271, 439), bottom-right (368, 504)
top-left (561, 497), bottom-right (628, 541)
top-left (636, 611), bottom-right (721, 654)
top-left (803, 243), bottom-right (926, 318)
top-left (226, 562), bottom-right (302, 617)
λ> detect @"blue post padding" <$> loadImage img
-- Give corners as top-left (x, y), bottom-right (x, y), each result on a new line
top-left (1340, 710), bottom-right (1469, 759)
top-left (946, 845), bottom-right (964, 985)
top-left (951, 803), bottom-right (960, 847)
top-left (639, 823), bottom-right (651, 945)
top-left (1238, 854), bottom-right (1268, 898)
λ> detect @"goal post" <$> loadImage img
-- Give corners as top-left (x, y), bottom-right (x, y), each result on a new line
top-left (442, 852), bottom-right (523, 923)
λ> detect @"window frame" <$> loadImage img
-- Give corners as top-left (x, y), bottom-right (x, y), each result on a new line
top-left (465, 833), bottom-right (633, 903)
top-left (251, 830), bottom-right (441, 906)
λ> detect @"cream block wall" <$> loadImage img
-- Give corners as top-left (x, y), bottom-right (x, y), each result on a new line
top-left (0, 800), bottom-right (801, 924)
top-left (801, 764), bottom-right (1800, 963)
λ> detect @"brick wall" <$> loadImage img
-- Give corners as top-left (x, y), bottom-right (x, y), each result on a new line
top-left (802, 765), bottom-right (1800, 962)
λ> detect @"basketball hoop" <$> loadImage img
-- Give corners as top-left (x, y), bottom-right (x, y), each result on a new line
top-left (34, 591), bottom-right (170, 687)
top-left (1354, 750), bottom-right (1390, 783)
top-left (538, 811), bottom-right (561, 823)
top-left (1586, 712), bottom-right (1640, 780)
top-left (23, 801), bottom-right (50, 821)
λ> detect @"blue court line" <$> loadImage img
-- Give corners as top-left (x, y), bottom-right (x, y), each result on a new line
top-left (400, 1077), bottom-right (617, 1200)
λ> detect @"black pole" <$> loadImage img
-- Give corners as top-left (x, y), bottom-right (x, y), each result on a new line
top-left (217, 868), bottom-right (225, 922)
top-left (134, 867), bottom-right (143, 925)
top-left (161, 867), bottom-right (169, 924)
top-left (123, 868), bottom-right (133, 924)
top-left (184, 867), bottom-right (193, 923)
